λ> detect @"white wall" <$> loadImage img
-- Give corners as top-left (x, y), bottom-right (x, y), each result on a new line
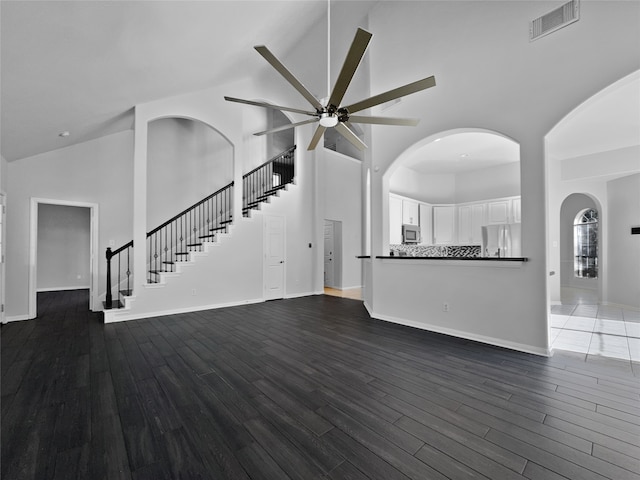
top-left (147, 117), bottom-right (233, 229)
top-left (0, 154), bottom-right (7, 192)
top-left (607, 173), bottom-right (640, 309)
top-left (364, 0), bottom-right (640, 355)
top-left (321, 149), bottom-right (363, 289)
top-left (37, 204), bottom-right (91, 291)
top-left (5, 130), bottom-right (134, 318)
top-left (456, 162), bottom-right (520, 204)
top-left (389, 166), bottom-right (455, 204)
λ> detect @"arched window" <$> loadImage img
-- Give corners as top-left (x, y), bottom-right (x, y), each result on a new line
top-left (574, 208), bottom-right (598, 278)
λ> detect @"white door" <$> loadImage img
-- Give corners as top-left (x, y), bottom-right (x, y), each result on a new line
top-left (264, 215), bottom-right (285, 300)
top-left (324, 221), bottom-right (334, 287)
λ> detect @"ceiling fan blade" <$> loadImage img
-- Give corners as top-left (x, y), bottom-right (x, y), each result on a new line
top-left (344, 76), bottom-right (436, 114)
top-left (327, 28), bottom-right (373, 109)
top-left (254, 45), bottom-right (324, 111)
top-left (348, 115), bottom-right (420, 126)
top-left (307, 125), bottom-right (327, 150)
top-left (335, 123), bottom-right (367, 151)
top-left (224, 97), bottom-right (317, 116)
top-left (254, 118), bottom-right (318, 136)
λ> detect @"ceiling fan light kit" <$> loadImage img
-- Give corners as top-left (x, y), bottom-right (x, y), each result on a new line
top-left (225, 27), bottom-right (436, 151)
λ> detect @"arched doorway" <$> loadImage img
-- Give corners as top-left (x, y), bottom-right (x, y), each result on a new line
top-left (559, 193), bottom-right (600, 305)
top-left (546, 70), bottom-right (640, 360)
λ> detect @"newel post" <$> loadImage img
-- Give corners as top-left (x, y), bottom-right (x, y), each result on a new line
top-left (105, 247), bottom-right (113, 309)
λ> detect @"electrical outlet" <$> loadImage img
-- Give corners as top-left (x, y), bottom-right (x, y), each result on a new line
top-left (191, 289), bottom-right (197, 296)
top-left (442, 302), bottom-right (449, 312)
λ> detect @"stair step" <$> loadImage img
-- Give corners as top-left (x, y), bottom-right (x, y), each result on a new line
top-left (175, 252), bottom-right (190, 256)
top-left (220, 219), bottom-right (233, 225)
top-left (162, 261), bottom-right (175, 265)
top-left (209, 226), bottom-right (226, 232)
top-left (119, 289), bottom-right (132, 297)
top-left (199, 234), bottom-right (217, 239)
top-left (149, 270), bottom-right (170, 275)
top-left (186, 243), bottom-right (202, 247)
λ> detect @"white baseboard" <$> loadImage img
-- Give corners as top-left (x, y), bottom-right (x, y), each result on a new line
top-left (37, 286), bottom-right (90, 292)
top-left (4, 314), bottom-right (31, 323)
top-left (334, 285), bottom-right (363, 291)
top-left (370, 310), bottom-right (551, 357)
top-left (285, 290), bottom-right (324, 299)
top-left (103, 297), bottom-right (265, 323)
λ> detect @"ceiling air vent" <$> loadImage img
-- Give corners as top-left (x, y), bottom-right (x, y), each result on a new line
top-left (530, 0), bottom-right (580, 41)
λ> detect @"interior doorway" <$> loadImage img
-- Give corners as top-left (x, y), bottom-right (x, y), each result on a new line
top-left (264, 214), bottom-right (285, 300)
top-left (29, 198), bottom-right (99, 318)
top-left (324, 219), bottom-right (342, 289)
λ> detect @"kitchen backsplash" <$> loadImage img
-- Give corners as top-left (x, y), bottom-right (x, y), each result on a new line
top-left (390, 244), bottom-right (482, 258)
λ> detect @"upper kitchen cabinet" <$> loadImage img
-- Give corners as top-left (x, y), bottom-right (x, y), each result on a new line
top-left (402, 199), bottom-right (419, 226)
top-left (487, 196), bottom-right (521, 224)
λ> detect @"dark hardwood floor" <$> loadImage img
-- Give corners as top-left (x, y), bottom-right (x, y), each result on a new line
top-left (2, 289), bottom-right (639, 479)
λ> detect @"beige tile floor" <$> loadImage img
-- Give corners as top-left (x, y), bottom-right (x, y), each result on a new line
top-left (324, 287), bottom-right (363, 300)
top-left (550, 303), bottom-right (640, 362)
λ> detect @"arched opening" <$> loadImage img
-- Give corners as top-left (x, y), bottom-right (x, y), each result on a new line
top-left (147, 117), bottom-right (233, 230)
top-left (384, 128), bottom-right (521, 257)
top-left (559, 193), bottom-right (600, 305)
top-left (546, 70), bottom-right (639, 359)
top-left (546, 69), bottom-right (640, 310)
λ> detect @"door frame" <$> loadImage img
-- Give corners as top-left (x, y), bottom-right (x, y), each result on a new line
top-left (263, 214), bottom-right (286, 300)
top-left (29, 198), bottom-right (100, 318)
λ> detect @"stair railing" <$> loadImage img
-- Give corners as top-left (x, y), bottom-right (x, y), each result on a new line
top-left (243, 145), bottom-right (296, 214)
top-left (104, 145), bottom-right (296, 310)
top-left (105, 241), bottom-right (133, 308)
top-left (147, 181), bottom-right (234, 283)
top-left (104, 182), bottom-right (233, 309)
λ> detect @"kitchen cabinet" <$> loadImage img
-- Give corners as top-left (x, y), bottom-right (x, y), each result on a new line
top-left (389, 195), bottom-right (403, 244)
top-left (433, 205), bottom-right (455, 244)
top-left (512, 197), bottom-right (521, 223)
top-left (457, 204), bottom-right (484, 244)
top-left (419, 203), bottom-right (432, 245)
top-left (402, 199), bottom-right (419, 226)
top-left (487, 199), bottom-right (510, 224)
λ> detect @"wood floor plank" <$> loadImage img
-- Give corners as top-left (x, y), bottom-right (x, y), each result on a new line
top-left (3, 290), bottom-right (639, 480)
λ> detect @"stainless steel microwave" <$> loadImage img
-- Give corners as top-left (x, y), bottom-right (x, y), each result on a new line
top-left (402, 224), bottom-right (420, 244)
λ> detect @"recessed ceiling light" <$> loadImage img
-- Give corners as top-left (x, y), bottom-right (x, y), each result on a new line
top-left (434, 138), bottom-right (442, 142)
top-left (460, 153), bottom-right (469, 158)
top-left (58, 131), bottom-right (70, 137)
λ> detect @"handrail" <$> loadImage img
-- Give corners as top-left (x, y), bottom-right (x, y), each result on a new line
top-left (243, 145), bottom-right (296, 179)
top-left (148, 181), bottom-right (234, 237)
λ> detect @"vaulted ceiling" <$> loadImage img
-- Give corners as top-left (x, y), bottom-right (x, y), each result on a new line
top-left (1, 0), bottom-right (332, 161)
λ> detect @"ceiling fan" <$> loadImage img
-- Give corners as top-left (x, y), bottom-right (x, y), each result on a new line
top-left (225, 27), bottom-right (436, 151)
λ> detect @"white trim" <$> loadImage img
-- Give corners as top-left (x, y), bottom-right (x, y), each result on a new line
top-left (29, 198), bottom-right (100, 319)
top-left (371, 310), bottom-right (551, 357)
top-left (600, 301), bottom-right (640, 312)
top-left (5, 314), bottom-right (30, 323)
top-left (103, 297), bottom-right (264, 323)
top-left (37, 286), bottom-right (91, 292)
top-left (285, 290), bottom-right (324, 299)
top-left (334, 285), bottom-right (363, 291)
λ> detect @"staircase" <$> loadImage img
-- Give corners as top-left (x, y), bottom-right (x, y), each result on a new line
top-left (103, 146), bottom-right (295, 318)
